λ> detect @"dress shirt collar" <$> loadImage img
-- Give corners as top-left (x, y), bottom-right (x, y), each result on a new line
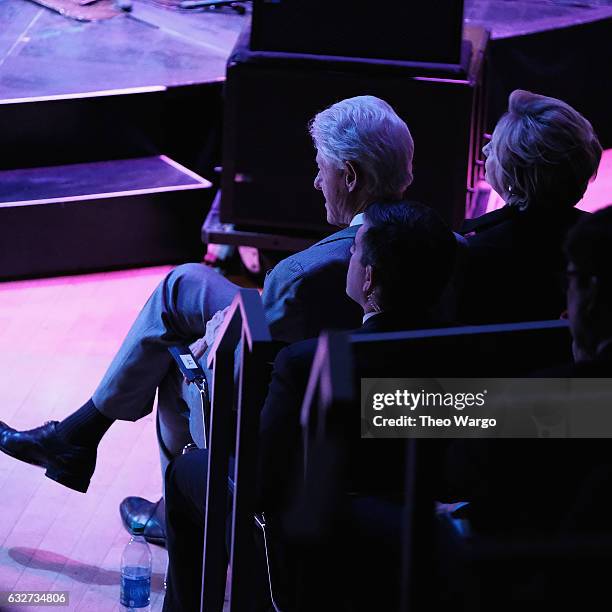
top-left (362, 311), bottom-right (383, 325)
top-left (350, 212), bottom-right (365, 227)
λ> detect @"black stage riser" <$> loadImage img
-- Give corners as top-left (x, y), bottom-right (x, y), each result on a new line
top-left (0, 189), bottom-right (211, 280)
top-left (0, 85), bottom-right (223, 279)
top-left (250, 0), bottom-right (465, 65)
top-left (0, 83), bottom-right (223, 177)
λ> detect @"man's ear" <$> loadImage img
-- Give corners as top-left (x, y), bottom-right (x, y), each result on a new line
top-left (363, 264), bottom-right (374, 294)
top-left (344, 160), bottom-right (358, 193)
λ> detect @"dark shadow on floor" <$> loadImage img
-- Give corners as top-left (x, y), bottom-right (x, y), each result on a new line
top-left (8, 547), bottom-right (165, 592)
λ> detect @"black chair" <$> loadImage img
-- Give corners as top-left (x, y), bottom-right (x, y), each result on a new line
top-left (454, 512), bottom-right (612, 611)
top-left (203, 316), bottom-right (575, 610)
top-left (200, 288), bottom-right (284, 612)
top-left (290, 319), bottom-right (573, 611)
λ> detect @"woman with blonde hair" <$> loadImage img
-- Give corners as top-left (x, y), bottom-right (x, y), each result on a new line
top-left (459, 89), bottom-right (602, 324)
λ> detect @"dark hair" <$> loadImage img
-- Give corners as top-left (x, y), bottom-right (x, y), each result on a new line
top-left (361, 201), bottom-right (457, 311)
top-left (564, 205), bottom-right (612, 301)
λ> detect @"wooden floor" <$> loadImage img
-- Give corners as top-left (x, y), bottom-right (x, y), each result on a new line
top-left (0, 266), bottom-right (174, 611)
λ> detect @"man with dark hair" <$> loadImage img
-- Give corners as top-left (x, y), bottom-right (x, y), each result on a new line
top-left (356, 202), bottom-right (458, 314)
top-left (162, 200), bottom-right (457, 611)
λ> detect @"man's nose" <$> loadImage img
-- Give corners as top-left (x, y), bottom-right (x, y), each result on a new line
top-left (314, 172), bottom-right (322, 190)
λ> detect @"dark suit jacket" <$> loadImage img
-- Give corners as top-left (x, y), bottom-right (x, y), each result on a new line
top-left (191, 225), bottom-right (363, 448)
top-left (446, 343), bottom-right (612, 534)
top-left (458, 206), bottom-right (583, 325)
top-left (262, 225), bottom-right (363, 343)
top-left (257, 311), bottom-right (437, 511)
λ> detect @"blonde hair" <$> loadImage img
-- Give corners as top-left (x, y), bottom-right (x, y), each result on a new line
top-left (492, 90), bottom-right (602, 211)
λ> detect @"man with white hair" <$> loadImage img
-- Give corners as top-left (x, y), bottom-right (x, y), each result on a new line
top-left (0, 95), bottom-right (415, 543)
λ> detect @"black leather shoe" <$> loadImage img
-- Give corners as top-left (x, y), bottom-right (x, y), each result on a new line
top-left (120, 496), bottom-right (166, 547)
top-left (0, 420), bottom-right (96, 493)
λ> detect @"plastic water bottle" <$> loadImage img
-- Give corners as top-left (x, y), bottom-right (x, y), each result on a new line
top-left (120, 528), bottom-right (152, 611)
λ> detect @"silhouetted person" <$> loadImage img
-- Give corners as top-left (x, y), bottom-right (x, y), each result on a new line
top-left (448, 205), bottom-right (612, 536)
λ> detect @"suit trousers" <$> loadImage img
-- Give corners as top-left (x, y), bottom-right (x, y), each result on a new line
top-left (91, 263), bottom-right (239, 477)
top-left (163, 449), bottom-right (210, 612)
top-left (163, 449), bottom-right (273, 612)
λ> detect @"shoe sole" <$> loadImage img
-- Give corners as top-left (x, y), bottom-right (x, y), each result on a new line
top-left (45, 466), bottom-right (90, 494)
top-left (0, 439), bottom-right (90, 493)
top-left (144, 534), bottom-right (166, 548)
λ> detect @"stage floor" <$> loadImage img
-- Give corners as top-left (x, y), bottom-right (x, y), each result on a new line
top-left (465, 0), bottom-right (612, 39)
top-left (0, 0), bottom-right (245, 99)
top-left (0, 267), bottom-right (172, 611)
top-left (1, 0), bottom-right (610, 100)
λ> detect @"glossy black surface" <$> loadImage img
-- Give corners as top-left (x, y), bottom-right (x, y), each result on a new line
top-left (0, 420), bottom-right (96, 493)
top-left (120, 496), bottom-right (167, 547)
top-left (0, 156), bottom-right (204, 203)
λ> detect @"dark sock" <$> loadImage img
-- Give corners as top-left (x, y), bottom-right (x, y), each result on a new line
top-left (56, 399), bottom-right (114, 448)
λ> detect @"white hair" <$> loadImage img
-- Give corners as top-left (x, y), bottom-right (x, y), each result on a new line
top-left (309, 95), bottom-right (414, 200)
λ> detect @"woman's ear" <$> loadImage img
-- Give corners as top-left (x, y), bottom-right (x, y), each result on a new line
top-left (344, 160), bottom-right (358, 193)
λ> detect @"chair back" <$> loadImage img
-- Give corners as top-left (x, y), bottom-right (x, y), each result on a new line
top-left (294, 319), bottom-right (572, 611)
top-left (201, 288), bottom-right (283, 612)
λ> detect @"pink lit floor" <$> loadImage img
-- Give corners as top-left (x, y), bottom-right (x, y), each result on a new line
top-left (0, 266), bottom-right (173, 611)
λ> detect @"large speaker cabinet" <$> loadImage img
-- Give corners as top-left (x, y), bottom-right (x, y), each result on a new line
top-left (251, 0), bottom-right (465, 65)
top-left (221, 26), bottom-right (488, 235)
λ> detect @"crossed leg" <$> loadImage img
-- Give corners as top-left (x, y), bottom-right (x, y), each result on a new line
top-left (93, 262), bottom-right (239, 423)
top-left (0, 263), bottom-right (239, 496)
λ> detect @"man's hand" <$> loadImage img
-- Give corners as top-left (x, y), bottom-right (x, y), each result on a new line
top-left (183, 307), bottom-right (230, 384)
top-left (189, 336), bottom-right (209, 361)
top-left (189, 306), bottom-right (231, 362)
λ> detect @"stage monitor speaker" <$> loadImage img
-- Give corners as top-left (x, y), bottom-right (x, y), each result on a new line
top-left (251, 0), bottom-right (465, 65)
top-left (221, 27), bottom-right (487, 235)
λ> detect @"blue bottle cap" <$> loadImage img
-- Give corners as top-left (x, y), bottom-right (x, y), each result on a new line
top-left (131, 524), bottom-right (146, 536)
